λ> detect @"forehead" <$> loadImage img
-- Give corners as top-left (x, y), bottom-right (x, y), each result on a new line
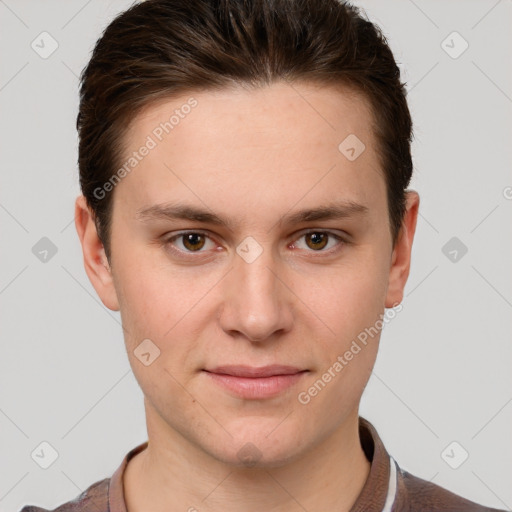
top-left (116, 81), bottom-right (385, 221)
top-left (127, 80), bottom-right (375, 152)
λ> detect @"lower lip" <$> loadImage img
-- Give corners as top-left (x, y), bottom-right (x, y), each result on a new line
top-left (203, 371), bottom-right (307, 399)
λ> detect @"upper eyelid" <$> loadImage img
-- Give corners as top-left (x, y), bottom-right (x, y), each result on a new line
top-left (295, 228), bottom-right (345, 238)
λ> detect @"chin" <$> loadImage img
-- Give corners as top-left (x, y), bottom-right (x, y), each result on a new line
top-left (211, 442), bottom-right (304, 470)
top-left (202, 417), bottom-right (309, 469)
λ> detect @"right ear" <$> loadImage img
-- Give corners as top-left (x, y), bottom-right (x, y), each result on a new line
top-left (74, 195), bottom-right (120, 311)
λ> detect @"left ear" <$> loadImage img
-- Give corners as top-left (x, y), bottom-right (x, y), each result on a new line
top-left (385, 190), bottom-right (420, 308)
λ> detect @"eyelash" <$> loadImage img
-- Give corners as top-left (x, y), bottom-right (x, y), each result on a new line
top-left (161, 229), bottom-right (348, 258)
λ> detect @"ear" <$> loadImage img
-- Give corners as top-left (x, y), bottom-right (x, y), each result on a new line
top-left (385, 190), bottom-right (420, 308)
top-left (74, 195), bottom-right (120, 311)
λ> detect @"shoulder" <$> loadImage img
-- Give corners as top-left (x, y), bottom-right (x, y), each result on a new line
top-left (395, 464), bottom-right (506, 512)
top-left (19, 477), bottom-right (110, 512)
top-left (356, 418), bottom-right (506, 512)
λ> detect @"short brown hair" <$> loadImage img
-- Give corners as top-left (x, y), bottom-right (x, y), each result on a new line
top-left (77, 0), bottom-right (413, 261)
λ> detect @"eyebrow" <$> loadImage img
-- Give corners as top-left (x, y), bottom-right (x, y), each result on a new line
top-left (283, 201), bottom-right (369, 225)
top-left (135, 200), bottom-right (369, 229)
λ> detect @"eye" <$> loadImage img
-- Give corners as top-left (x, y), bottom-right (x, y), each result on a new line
top-left (166, 231), bottom-right (217, 253)
top-left (291, 230), bottom-right (344, 252)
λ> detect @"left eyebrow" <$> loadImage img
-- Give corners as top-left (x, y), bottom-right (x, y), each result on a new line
top-left (279, 201), bottom-right (369, 226)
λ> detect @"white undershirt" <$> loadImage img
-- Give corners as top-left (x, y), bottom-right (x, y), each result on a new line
top-left (381, 456), bottom-right (398, 512)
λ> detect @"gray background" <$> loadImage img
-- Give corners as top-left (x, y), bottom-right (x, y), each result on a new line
top-left (1, 0), bottom-right (511, 510)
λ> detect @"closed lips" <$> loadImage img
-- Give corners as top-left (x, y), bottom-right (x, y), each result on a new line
top-left (203, 365), bottom-right (306, 378)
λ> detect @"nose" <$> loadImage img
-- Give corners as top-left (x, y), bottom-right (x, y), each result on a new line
top-left (218, 246), bottom-right (293, 343)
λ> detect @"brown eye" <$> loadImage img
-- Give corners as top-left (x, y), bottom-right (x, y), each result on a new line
top-left (164, 231), bottom-right (218, 257)
top-left (291, 230), bottom-right (345, 254)
top-left (305, 232), bottom-right (329, 250)
top-left (182, 233), bottom-right (206, 251)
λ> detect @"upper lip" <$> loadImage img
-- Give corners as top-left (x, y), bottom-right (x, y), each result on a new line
top-left (204, 365), bottom-right (305, 378)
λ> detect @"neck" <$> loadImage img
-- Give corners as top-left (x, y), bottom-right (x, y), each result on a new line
top-left (124, 409), bottom-right (370, 512)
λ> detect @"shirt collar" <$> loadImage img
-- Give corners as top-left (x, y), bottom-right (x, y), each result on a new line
top-left (349, 417), bottom-right (394, 511)
top-left (108, 416), bottom-right (394, 512)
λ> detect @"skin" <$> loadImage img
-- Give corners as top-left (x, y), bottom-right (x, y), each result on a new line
top-left (75, 81), bottom-right (419, 512)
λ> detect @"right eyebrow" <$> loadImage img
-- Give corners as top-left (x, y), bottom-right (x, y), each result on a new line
top-left (136, 202), bottom-right (236, 230)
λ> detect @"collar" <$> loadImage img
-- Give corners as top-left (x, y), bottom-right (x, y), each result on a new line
top-left (108, 416), bottom-right (396, 512)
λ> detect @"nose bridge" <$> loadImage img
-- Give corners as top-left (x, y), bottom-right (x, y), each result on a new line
top-left (220, 238), bottom-right (292, 341)
top-left (238, 252), bottom-right (277, 304)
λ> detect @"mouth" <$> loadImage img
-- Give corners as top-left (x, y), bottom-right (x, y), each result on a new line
top-left (202, 365), bottom-right (308, 399)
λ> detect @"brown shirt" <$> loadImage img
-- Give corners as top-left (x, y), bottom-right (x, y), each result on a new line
top-left (20, 417), bottom-right (506, 512)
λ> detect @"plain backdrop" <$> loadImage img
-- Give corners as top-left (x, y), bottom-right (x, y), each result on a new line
top-left (1, 1), bottom-right (511, 511)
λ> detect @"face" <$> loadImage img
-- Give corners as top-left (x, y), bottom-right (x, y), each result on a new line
top-left (77, 81), bottom-right (418, 468)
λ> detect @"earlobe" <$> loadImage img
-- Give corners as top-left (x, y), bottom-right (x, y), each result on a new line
top-left (384, 191), bottom-right (420, 308)
top-left (74, 195), bottom-right (120, 311)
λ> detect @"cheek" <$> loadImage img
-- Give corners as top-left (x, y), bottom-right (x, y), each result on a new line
top-left (301, 251), bottom-right (389, 340)
top-left (296, 248), bottom-right (389, 399)
top-left (112, 243), bottom-right (181, 329)
top-left (112, 250), bottom-right (223, 364)
top-left (114, 268), bottom-right (168, 343)
top-left (114, 265), bottom-right (200, 402)
top-left (295, 267), bottom-right (386, 421)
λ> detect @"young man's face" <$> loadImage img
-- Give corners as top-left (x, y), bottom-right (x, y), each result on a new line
top-left (77, 81), bottom-right (418, 467)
